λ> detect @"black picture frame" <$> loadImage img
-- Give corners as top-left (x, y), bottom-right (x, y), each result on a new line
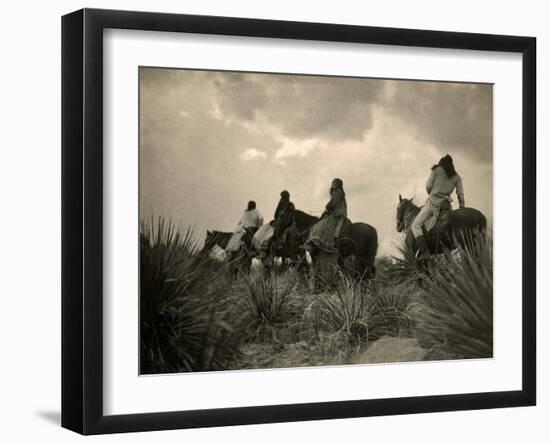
top-left (61, 8), bottom-right (536, 435)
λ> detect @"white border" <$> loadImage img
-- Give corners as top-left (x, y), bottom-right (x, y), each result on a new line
top-left (103, 29), bottom-right (523, 415)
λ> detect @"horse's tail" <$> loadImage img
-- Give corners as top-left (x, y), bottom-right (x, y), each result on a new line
top-left (450, 208), bottom-right (488, 248)
top-left (350, 223), bottom-right (378, 279)
top-left (476, 211), bottom-right (488, 243)
top-left (366, 230), bottom-right (379, 278)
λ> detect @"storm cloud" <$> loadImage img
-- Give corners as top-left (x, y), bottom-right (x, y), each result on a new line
top-left (140, 68), bottom-right (493, 255)
top-left (213, 72), bottom-right (384, 143)
top-left (389, 81), bottom-right (493, 161)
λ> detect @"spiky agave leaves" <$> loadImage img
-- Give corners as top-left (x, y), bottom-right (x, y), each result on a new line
top-left (417, 232), bottom-right (493, 359)
top-left (238, 267), bottom-right (301, 341)
top-left (367, 284), bottom-right (413, 341)
top-left (309, 271), bottom-right (370, 354)
top-left (140, 218), bottom-right (243, 374)
top-left (375, 243), bottom-right (428, 287)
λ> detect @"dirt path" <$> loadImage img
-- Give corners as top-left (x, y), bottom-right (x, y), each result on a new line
top-left (355, 336), bottom-right (425, 364)
top-left (232, 335), bottom-right (426, 371)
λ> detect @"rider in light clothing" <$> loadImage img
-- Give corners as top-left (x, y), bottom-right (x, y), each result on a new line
top-left (225, 201), bottom-right (263, 253)
top-left (412, 154), bottom-right (465, 260)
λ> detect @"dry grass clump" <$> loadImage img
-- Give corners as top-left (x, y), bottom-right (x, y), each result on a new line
top-left (300, 272), bottom-right (369, 363)
top-left (367, 283), bottom-right (414, 341)
top-left (235, 267), bottom-right (303, 342)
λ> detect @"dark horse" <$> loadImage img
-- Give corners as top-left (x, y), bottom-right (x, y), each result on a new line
top-left (269, 210), bottom-right (318, 259)
top-left (204, 228), bottom-right (256, 274)
top-left (204, 230), bottom-right (232, 251)
top-left (251, 210), bottom-right (318, 274)
top-left (396, 194), bottom-right (487, 256)
top-left (305, 219), bottom-right (379, 283)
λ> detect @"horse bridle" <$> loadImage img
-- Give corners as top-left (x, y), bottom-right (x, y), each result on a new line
top-left (397, 200), bottom-right (416, 233)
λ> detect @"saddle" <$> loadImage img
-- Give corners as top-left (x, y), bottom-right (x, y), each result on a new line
top-left (273, 223), bottom-right (298, 251)
top-left (335, 217), bottom-right (352, 239)
top-left (423, 207), bottom-right (452, 237)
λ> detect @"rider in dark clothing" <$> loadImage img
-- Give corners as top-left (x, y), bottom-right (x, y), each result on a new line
top-left (273, 190), bottom-right (295, 243)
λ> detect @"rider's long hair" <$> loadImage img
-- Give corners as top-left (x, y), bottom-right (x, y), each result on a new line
top-left (246, 200), bottom-right (256, 211)
top-left (330, 178), bottom-right (345, 197)
top-left (432, 154), bottom-right (457, 178)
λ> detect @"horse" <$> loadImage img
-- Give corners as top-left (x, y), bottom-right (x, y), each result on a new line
top-left (307, 222), bottom-right (378, 282)
top-left (204, 229), bottom-right (256, 275)
top-left (395, 194), bottom-right (487, 256)
top-left (251, 210), bottom-right (318, 274)
top-left (305, 218), bottom-right (379, 286)
top-left (204, 230), bottom-right (232, 251)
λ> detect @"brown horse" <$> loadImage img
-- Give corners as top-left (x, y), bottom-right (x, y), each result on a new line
top-left (305, 219), bottom-right (378, 285)
top-left (306, 214), bottom-right (378, 286)
top-left (396, 194), bottom-right (487, 256)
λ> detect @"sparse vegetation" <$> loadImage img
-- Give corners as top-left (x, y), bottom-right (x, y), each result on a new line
top-left (368, 283), bottom-right (413, 341)
top-left (140, 219), bottom-right (492, 373)
top-left (140, 218), bottom-right (245, 374)
top-left (237, 267), bottom-right (302, 342)
top-left (304, 272), bottom-right (369, 362)
top-left (415, 233), bottom-right (493, 359)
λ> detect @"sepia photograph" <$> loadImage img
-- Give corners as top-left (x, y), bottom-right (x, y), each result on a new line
top-left (139, 67), bottom-right (493, 375)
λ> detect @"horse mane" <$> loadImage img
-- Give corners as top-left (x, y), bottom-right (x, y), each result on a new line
top-left (210, 229), bottom-right (232, 236)
top-left (401, 199), bottom-right (421, 221)
top-left (398, 198), bottom-right (422, 234)
top-left (205, 230), bottom-right (232, 249)
top-left (403, 198), bottom-right (419, 212)
top-left (293, 209), bottom-right (319, 230)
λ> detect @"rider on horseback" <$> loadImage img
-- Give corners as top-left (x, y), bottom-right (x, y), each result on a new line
top-left (273, 190), bottom-right (295, 249)
top-left (306, 178), bottom-right (348, 252)
top-left (412, 154), bottom-right (465, 260)
top-left (225, 200), bottom-right (263, 255)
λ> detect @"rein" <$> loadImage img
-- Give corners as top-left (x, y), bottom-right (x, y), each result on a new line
top-left (296, 223), bottom-right (315, 237)
top-left (402, 202), bottom-right (420, 233)
top-left (293, 213), bottom-right (320, 237)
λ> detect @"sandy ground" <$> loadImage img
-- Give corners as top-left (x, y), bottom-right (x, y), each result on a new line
top-left (356, 336), bottom-right (425, 364)
top-left (233, 335), bottom-right (426, 371)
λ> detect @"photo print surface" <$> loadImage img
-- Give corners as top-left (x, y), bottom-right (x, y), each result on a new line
top-left (139, 67), bottom-right (493, 375)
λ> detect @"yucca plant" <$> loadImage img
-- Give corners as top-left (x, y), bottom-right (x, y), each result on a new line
top-left (304, 271), bottom-right (370, 362)
top-left (237, 267), bottom-right (301, 342)
top-left (416, 232), bottom-right (493, 359)
top-left (367, 283), bottom-right (413, 341)
top-left (140, 217), bottom-right (244, 374)
top-left (314, 272), bottom-right (369, 336)
top-left (375, 244), bottom-right (427, 286)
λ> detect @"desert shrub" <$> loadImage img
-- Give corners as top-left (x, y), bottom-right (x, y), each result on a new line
top-left (416, 232), bottom-right (493, 359)
top-left (313, 272), bottom-right (369, 338)
top-left (140, 218), bottom-right (244, 374)
top-left (237, 267), bottom-right (301, 342)
top-left (367, 283), bottom-right (414, 341)
top-left (302, 271), bottom-right (371, 362)
top-left (375, 245), bottom-right (427, 286)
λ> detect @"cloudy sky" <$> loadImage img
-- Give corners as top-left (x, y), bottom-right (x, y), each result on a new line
top-left (139, 68), bottom-right (493, 256)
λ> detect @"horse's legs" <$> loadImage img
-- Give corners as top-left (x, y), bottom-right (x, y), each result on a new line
top-left (354, 254), bottom-right (377, 280)
top-left (337, 252), bottom-right (345, 273)
top-left (261, 249), bottom-right (275, 275)
top-left (306, 247), bottom-right (319, 292)
top-left (315, 251), bottom-right (338, 290)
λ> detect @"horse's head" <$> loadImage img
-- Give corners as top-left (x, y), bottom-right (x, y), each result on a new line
top-left (396, 194), bottom-right (412, 233)
top-left (204, 229), bottom-right (219, 250)
top-left (204, 230), bottom-right (213, 249)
